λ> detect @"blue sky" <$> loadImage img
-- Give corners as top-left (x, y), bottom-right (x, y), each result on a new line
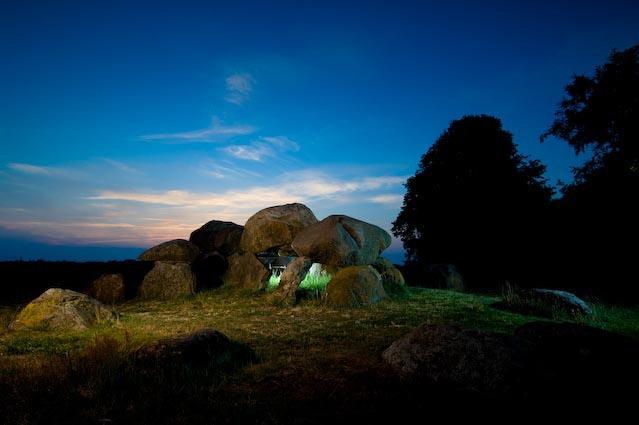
top-left (1, 0), bottom-right (638, 260)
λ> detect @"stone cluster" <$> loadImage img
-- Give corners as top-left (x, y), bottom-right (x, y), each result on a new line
top-left (129, 202), bottom-right (405, 306)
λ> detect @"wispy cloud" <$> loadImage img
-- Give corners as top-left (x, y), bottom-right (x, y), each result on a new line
top-left (368, 194), bottom-right (403, 205)
top-left (103, 159), bottom-right (143, 174)
top-left (7, 162), bottom-right (75, 178)
top-left (225, 73), bottom-right (254, 105)
top-left (88, 172), bottom-right (404, 208)
top-left (141, 117), bottom-right (255, 143)
top-left (224, 145), bottom-right (272, 161)
top-left (223, 136), bottom-right (300, 161)
top-left (8, 163), bottom-right (56, 175)
top-left (199, 161), bottom-right (264, 179)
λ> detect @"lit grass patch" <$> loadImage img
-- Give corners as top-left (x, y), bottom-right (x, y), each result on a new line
top-left (299, 273), bottom-right (331, 292)
top-left (266, 269), bottom-right (332, 299)
top-left (298, 272), bottom-right (332, 300)
top-left (267, 273), bottom-right (280, 292)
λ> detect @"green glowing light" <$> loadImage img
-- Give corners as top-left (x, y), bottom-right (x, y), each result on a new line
top-left (266, 267), bottom-right (332, 294)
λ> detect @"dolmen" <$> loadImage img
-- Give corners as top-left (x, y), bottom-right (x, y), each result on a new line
top-left (134, 202), bottom-right (405, 306)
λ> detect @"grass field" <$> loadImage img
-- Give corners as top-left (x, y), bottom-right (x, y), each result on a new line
top-left (1, 287), bottom-right (639, 423)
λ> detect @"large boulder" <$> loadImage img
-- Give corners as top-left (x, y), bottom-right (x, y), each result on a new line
top-left (189, 220), bottom-right (243, 256)
top-left (274, 256), bottom-right (313, 303)
top-left (326, 265), bottom-right (388, 307)
top-left (382, 324), bottom-right (528, 395)
top-left (424, 264), bottom-right (465, 291)
top-left (240, 203), bottom-right (318, 254)
top-left (372, 257), bottom-right (407, 296)
top-left (223, 252), bottom-right (270, 291)
top-left (292, 215), bottom-right (391, 267)
top-left (133, 328), bottom-right (255, 369)
top-left (139, 239), bottom-right (200, 263)
top-left (9, 288), bottom-right (118, 331)
top-left (89, 273), bottom-right (125, 304)
top-left (383, 321), bottom-right (639, 401)
top-left (520, 288), bottom-right (592, 316)
top-left (138, 261), bottom-right (197, 299)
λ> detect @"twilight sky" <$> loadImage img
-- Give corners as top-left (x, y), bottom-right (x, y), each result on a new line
top-left (1, 0), bottom-right (638, 260)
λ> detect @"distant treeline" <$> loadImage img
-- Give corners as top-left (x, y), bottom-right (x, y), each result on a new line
top-left (0, 260), bottom-right (152, 305)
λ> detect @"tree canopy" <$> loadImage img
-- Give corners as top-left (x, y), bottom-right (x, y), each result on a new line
top-left (393, 115), bottom-right (553, 285)
top-left (543, 44), bottom-right (639, 200)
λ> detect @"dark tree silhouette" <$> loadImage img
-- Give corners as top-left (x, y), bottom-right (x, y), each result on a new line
top-left (393, 115), bottom-right (553, 287)
top-left (542, 45), bottom-right (639, 181)
top-left (542, 45), bottom-right (639, 300)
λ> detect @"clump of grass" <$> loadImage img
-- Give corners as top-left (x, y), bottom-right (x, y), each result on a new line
top-left (0, 306), bottom-right (17, 332)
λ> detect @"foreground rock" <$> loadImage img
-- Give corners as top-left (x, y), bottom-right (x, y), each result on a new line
top-left (189, 220), bottom-right (243, 256)
top-left (382, 324), bottom-right (526, 395)
top-left (89, 273), bottom-right (125, 304)
top-left (133, 328), bottom-right (256, 369)
top-left (274, 256), bottom-right (313, 303)
top-left (292, 215), bottom-right (392, 267)
top-left (138, 261), bottom-right (197, 299)
top-left (10, 288), bottom-right (118, 331)
top-left (520, 288), bottom-right (592, 316)
top-left (326, 265), bottom-right (388, 307)
top-left (139, 239), bottom-right (200, 263)
top-left (383, 321), bottom-right (639, 400)
top-left (240, 203), bottom-right (318, 254)
top-left (371, 257), bottom-right (407, 296)
top-left (223, 252), bottom-right (270, 291)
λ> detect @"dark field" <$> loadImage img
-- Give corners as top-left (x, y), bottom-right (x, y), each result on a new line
top-left (2, 280), bottom-right (639, 424)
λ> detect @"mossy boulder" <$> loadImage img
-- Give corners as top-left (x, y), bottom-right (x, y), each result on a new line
top-left (522, 289), bottom-right (592, 316)
top-left (240, 203), bottom-right (318, 253)
top-left (372, 257), bottom-right (408, 296)
top-left (139, 239), bottom-right (200, 263)
top-left (292, 215), bottom-right (391, 267)
top-left (89, 273), bottom-right (126, 304)
top-left (138, 261), bottom-right (197, 299)
top-left (326, 265), bottom-right (388, 307)
top-left (499, 287), bottom-right (592, 318)
top-left (9, 288), bottom-right (118, 331)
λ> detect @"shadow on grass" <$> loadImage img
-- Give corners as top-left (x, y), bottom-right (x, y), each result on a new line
top-left (1, 331), bottom-right (257, 424)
